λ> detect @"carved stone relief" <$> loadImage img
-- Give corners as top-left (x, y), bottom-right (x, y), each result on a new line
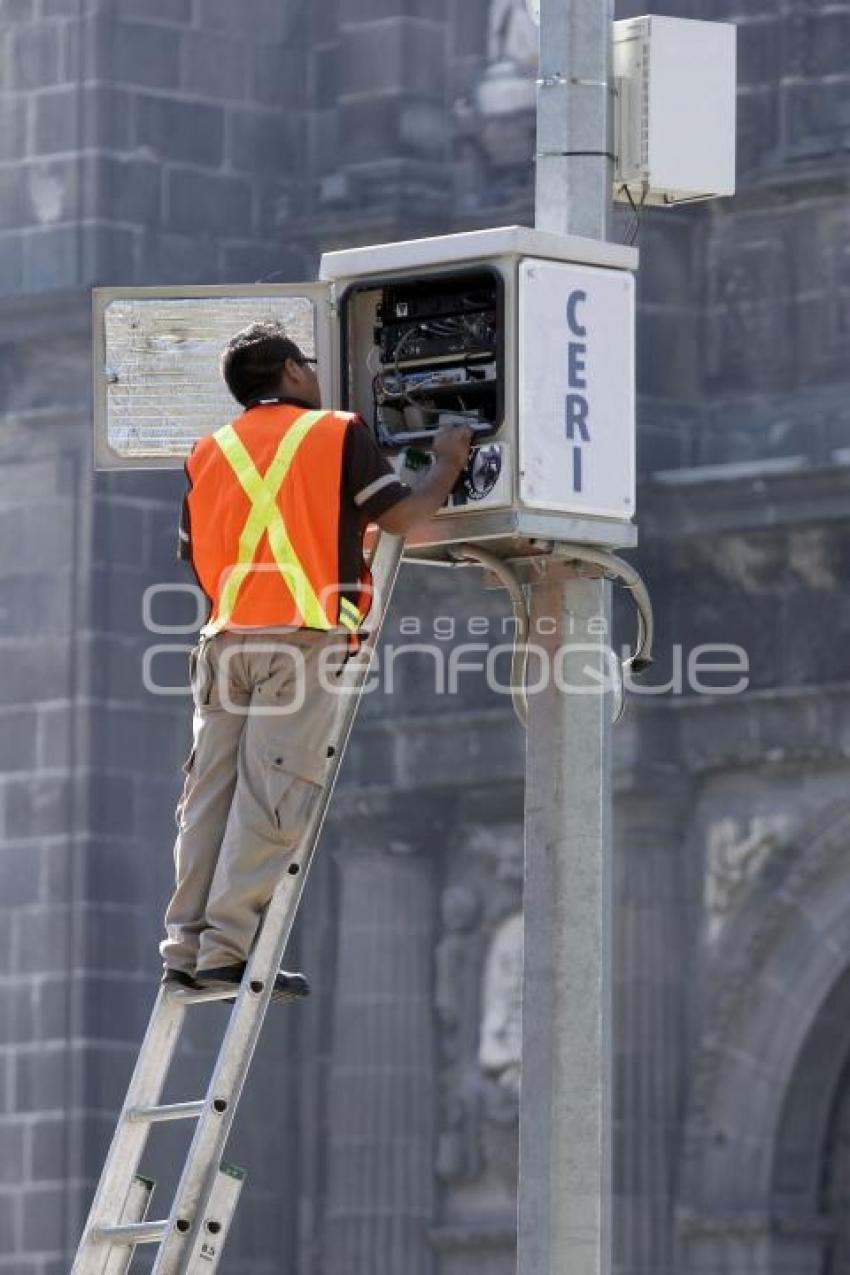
top-left (477, 912), bottom-right (523, 1192)
top-left (478, 912), bottom-right (523, 1095)
top-left (704, 814), bottom-right (790, 945)
top-left (477, 0), bottom-right (537, 118)
top-left (487, 0), bottom-right (538, 73)
top-left (433, 823), bottom-right (523, 1248)
top-left (453, 0), bottom-right (538, 197)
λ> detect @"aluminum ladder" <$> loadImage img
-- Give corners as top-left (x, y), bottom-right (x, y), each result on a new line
top-left (72, 530), bottom-right (405, 1274)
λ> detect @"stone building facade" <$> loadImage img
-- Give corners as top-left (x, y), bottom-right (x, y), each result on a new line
top-left (0, 0), bottom-right (849, 1272)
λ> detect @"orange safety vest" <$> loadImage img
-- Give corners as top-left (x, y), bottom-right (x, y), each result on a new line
top-left (185, 403), bottom-right (372, 651)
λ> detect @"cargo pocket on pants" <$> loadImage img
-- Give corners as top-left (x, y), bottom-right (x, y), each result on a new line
top-left (175, 746), bottom-right (197, 829)
top-left (264, 745), bottom-right (327, 850)
top-left (190, 642), bottom-right (216, 709)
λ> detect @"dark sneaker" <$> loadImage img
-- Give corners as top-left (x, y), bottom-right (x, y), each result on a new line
top-left (195, 963), bottom-right (310, 1004)
top-left (161, 967), bottom-right (201, 991)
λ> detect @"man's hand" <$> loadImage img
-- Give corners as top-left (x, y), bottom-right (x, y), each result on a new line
top-left (375, 425), bottom-right (476, 537)
top-left (433, 424), bottom-right (474, 471)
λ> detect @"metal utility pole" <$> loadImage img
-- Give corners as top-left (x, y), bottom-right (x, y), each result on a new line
top-left (517, 1), bottom-right (615, 1273)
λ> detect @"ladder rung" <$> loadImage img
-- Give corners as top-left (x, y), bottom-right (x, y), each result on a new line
top-left (94, 1220), bottom-right (167, 1245)
top-left (166, 985), bottom-right (238, 1005)
top-left (127, 1100), bottom-right (206, 1124)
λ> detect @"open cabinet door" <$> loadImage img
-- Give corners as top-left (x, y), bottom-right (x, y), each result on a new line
top-left (92, 282), bottom-right (336, 470)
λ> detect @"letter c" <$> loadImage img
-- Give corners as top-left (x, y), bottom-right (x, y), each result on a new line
top-left (566, 290), bottom-right (587, 338)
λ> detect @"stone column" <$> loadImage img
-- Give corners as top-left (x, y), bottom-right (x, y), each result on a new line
top-left (322, 841), bottom-right (437, 1275)
top-left (614, 772), bottom-right (690, 1274)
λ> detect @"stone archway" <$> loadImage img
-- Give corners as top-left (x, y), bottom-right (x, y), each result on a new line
top-left (819, 1049), bottom-right (850, 1275)
top-left (677, 802), bottom-right (850, 1275)
top-left (770, 962), bottom-right (850, 1273)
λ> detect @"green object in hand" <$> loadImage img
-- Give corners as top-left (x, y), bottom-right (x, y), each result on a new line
top-left (403, 447), bottom-right (432, 471)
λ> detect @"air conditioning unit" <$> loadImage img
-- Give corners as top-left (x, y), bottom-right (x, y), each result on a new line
top-left (613, 15), bottom-right (736, 206)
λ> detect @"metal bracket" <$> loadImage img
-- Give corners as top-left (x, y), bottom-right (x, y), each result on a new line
top-left (536, 74), bottom-right (613, 90)
top-left (479, 555), bottom-right (604, 591)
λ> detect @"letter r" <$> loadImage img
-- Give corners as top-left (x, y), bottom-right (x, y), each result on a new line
top-left (565, 395), bottom-right (590, 442)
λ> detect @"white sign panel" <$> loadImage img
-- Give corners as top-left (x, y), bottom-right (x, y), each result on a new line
top-left (518, 259), bottom-right (635, 522)
top-left (93, 284), bottom-right (331, 470)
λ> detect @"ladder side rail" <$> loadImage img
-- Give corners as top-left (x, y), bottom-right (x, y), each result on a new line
top-left (152, 532), bottom-right (405, 1273)
top-left (72, 1000), bottom-right (187, 1275)
top-left (151, 886), bottom-right (301, 1273)
top-left (185, 1164), bottom-right (246, 1271)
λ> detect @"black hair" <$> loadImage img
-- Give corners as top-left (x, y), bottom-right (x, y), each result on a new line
top-left (220, 320), bottom-right (305, 406)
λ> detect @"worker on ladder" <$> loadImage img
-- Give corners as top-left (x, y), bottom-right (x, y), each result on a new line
top-left (159, 320), bottom-right (473, 1000)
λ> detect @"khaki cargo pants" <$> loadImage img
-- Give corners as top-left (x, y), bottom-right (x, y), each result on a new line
top-left (160, 629), bottom-right (348, 974)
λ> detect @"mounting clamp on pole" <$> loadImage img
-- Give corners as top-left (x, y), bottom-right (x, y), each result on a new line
top-left (553, 543), bottom-right (654, 676)
top-left (451, 542), bottom-right (654, 729)
top-left (448, 543), bottom-right (530, 729)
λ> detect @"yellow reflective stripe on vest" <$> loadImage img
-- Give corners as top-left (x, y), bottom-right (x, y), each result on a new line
top-left (211, 411), bottom-right (328, 632)
top-left (338, 596), bottom-right (363, 631)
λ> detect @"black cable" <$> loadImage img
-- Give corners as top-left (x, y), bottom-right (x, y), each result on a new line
top-left (535, 149), bottom-right (617, 161)
top-left (620, 184), bottom-right (648, 247)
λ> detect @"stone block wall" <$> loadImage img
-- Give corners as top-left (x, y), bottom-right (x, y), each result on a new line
top-left (0, 0), bottom-right (313, 293)
top-left (2, 0), bottom-right (850, 1271)
top-left (0, 290), bottom-right (93, 1269)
